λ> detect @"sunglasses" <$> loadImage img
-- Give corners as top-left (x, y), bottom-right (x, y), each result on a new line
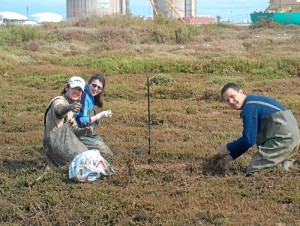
top-left (91, 83), bottom-right (103, 90)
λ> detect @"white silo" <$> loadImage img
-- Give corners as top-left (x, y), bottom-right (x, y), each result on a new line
top-left (153, 0), bottom-right (197, 18)
top-left (31, 13), bottom-right (63, 23)
top-left (0, 11), bottom-right (28, 22)
top-left (66, 0), bottom-right (129, 19)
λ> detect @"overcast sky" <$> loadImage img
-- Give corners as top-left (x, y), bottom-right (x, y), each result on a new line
top-left (0, 0), bottom-right (269, 23)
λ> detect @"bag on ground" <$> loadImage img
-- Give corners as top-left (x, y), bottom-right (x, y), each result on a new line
top-left (69, 149), bottom-right (114, 183)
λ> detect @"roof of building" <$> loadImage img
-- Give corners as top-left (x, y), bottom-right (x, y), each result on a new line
top-left (0, 11), bottom-right (28, 20)
top-left (30, 12), bottom-right (63, 23)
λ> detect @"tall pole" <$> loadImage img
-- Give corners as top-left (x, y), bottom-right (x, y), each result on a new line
top-left (147, 76), bottom-right (151, 155)
top-left (149, 0), bottom-right (159, 16)
top-left (164, 0), bottom-right (185, 23)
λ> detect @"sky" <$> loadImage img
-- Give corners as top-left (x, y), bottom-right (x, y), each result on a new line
top-left (0, 0), bottom-right (269, 23)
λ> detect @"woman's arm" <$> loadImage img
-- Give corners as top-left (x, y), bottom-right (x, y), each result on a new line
top-left (75, 93), bottom-right (93, 127)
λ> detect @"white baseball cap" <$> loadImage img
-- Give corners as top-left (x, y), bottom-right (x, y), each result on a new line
top-left (67, 76), bottom-right (85, 91)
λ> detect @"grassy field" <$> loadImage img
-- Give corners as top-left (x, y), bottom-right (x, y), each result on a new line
top-left (0, 16), bottom-right (300, 225)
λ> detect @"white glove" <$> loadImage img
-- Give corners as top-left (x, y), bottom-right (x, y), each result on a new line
top-left (95, 110), bottom-right (113, 120)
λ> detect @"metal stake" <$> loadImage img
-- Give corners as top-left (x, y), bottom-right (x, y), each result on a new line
top-left (147, 76), bottom-right (151, 155)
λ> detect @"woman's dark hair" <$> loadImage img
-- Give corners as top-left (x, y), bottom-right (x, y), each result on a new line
top-left (60, 84), bottom-right (70, 95)
top-left (88, 73), bottom-right (106, 108)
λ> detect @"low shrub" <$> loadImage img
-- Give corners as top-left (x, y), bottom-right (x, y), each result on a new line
top-left (0, 24), bottom-right (41, 47)
top-left (148, 73), bottom-right (175, 86)
top-left (115, 83), bottom-right (134, 99)
top-left (175, 26), bottom-right (193, 44)
top-left (249, 19), bottom-right (283, 29)
top-left (151, 29), bottom-right (169, 43)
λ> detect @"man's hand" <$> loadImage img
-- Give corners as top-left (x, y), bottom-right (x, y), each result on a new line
top-left (217, 145), bottom-right (233, 166)
top-left (94, 110), bottom-right (113, 120)
top-left (215, 154), bottom-right (232, 176)
top-left (217, 145), bottom-right (229, 158)
top-left (223, 154), bottom-right (233, 163)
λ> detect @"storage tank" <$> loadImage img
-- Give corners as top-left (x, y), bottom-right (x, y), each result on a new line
top-left (66, 0), bottom-right (129, 19)
top-left (31, 13), bottom-right (63, 23)
top-left (153, 0), bottom-right (197, 18)
top-left (267, 0), bottom-right (300, 11)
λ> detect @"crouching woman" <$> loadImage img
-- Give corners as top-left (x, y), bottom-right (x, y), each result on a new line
top-left (43, 76), bottom-right (92, 168)
top-left (75, 74), bottom-right (114, 157)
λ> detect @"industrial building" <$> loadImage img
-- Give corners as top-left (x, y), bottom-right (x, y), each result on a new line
top-left (152, 0), bottom-right (197, 18)
top-left (31, 13), bottom-right (63, 23)
top-left (0, 11), bottom-right (28, 24)
top-left (0, 11), bottom-right (62, 25)
top-left (1, 1), bottom-right (215, 25)
top-left (66, 0), bottom-right (214, 24)
top-left (151, 0), bottom-right (214, 24)
top-left (66, 0), bottom-right (198, 20)
top-left (66, 0), bottom-right (129, 19)
top-left (267, 0), bottom-right (300, 11)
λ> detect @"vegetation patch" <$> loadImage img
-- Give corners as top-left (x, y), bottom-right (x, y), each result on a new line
top-left (1, 15), bottom-right (300, 225)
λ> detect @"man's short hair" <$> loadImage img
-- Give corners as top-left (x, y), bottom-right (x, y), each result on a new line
top-left (221, 83), bottom-right (241, 98)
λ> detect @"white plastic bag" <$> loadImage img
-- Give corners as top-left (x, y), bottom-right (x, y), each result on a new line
top-left (69, 149), bottom-right (114, 183)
